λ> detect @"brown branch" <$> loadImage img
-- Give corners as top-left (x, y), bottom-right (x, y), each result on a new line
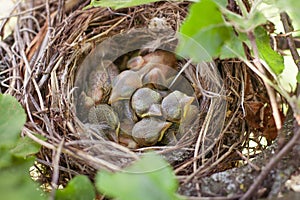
top-left (50, 138), bottom-right (65, 200)
top-left (241, 122), bottom-right (300, 200)
top-left (280, 12), bottom-right (300, 95)
top-left (274, 36), bottom-right (300, 50)
top-left (247, 31), bottom-right (282, 130)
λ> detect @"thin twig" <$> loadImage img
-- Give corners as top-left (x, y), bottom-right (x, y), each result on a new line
top-left (36, 158), bottom-right (79, 176)
top-left (235, 150), bottom-right (260, 171)
top-left (186, 142), bottom-right (239, 183)
top-left (50, 138), bottom-right (64, 200)
top-left (24, 128), bottom-right (122, 171)
top-left (247, 31), bottom-right (282, 130)
top-left (280, 12), bottom-right (300, 96)
top-left (241, 124), bottom-right (300, 200)
top-left (224, 45), bottom-right (293, 110)
top-left (85, 16), bottom-right (127, 42)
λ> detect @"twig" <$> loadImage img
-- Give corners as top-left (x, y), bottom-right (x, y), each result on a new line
top-left (224, 45), bottom-right (293, 113)
top-left (241, 124), bottom-right (300, 199)
top-left (193, 97), bottom-right (213, 171)
top-left (0, 0), bottom-right (21, 38)
top-left (247, 31), bottom-right (282, 130)
top-left (185, 142), bottom-right (239, 183)
top-left (50, 138), bottom-right (64, 200)
top-left (235, 150), bottom-right (260, 171)
top-left (85, 16), bottom-right (127, 42)
top-left (176, 80), bottom-right (242, 175)
top-left (24, 127), bottom-right (56, 150)
top-left (36, 158), bottom-right (79, 175)
top-left (280, 12), bottom-right (300, 96)
top-left (24, 128), bottom-right (122, 171)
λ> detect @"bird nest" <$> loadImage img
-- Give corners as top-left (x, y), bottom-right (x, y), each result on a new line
top-left (0, 0), bottom-right (278, 195)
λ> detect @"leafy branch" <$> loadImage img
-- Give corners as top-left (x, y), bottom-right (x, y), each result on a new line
top-left (176, 0), bottom-right (300, 199)
top-left (177, 0), bottom-right (300, 121)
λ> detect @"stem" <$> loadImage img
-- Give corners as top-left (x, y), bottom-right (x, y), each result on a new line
top-left (224, 44), bottom-right (292, 104)
top-left (236, 0), bottom-right (248, 17)
top-left (247, 31), bottom-right (282, 129)
top-left (50, 139), bottom-right (64, 200)
top-left (226, 44), bottom-right (300, 125)
top-left (280, 12), bottom-right (300, 96)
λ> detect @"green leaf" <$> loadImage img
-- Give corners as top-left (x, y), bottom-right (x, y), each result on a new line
top-left (177, 0), bottom-right (234, 62)
top-left (10, 135), bottom-right (45, 158)
top-left (266, 0), bottom-right (300, 29)
top-left (222, 6), bottom-right (267, 32)
top-left (212, 0), bottom-right (227, 8)
top-left (220, 34), bottom-right (246, 59)
top-left (0, 94), bottom-right (44, 200)
top-left (296, 71), bottom-right (300, 83)
top-left (56, 175), bottom-right (95, 200)
top-left (0, 148), bottom-right (13, 168)
top-left (86, 0), bottom-right (162, 9)
top-left (96, 153), bottom-right (182, 200)
top-left (0, 94), bottom-right (26, 148)
top-left (254, 27), bottom-right (284, 75)
top-left (0, 157), bottom-right (44, 200)
top-left (281, 0), bottom-right (300, 24)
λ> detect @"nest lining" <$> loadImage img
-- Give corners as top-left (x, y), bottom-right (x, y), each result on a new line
top-left (0, 0), bottom-right (277, 194)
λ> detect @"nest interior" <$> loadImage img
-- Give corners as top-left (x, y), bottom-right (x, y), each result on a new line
top-left (0, 0), bottom-right (282, 196)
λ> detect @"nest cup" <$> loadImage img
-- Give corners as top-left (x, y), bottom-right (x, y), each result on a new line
top-left (73, 26), bottom-right (226, 168)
